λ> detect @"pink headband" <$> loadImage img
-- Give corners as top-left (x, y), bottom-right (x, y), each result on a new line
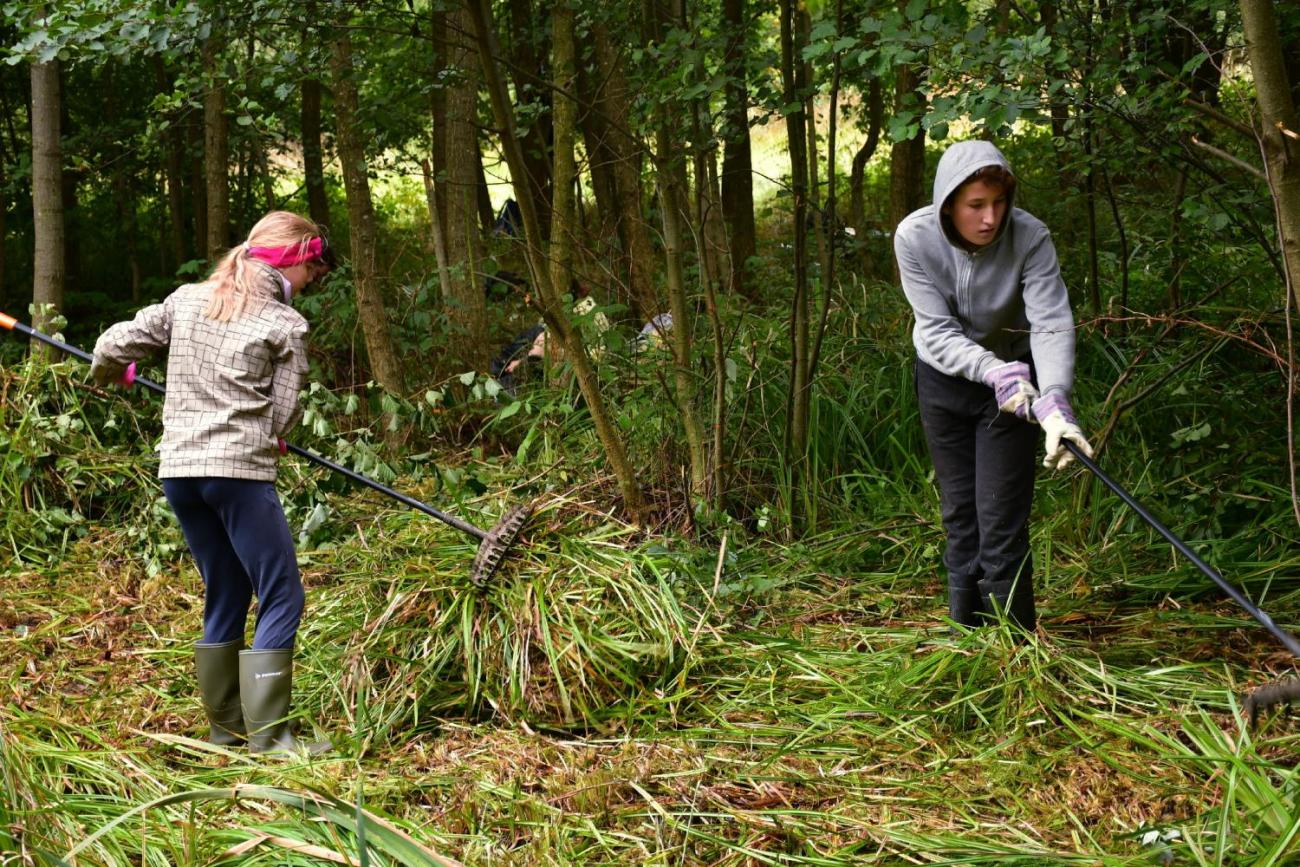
top-left (246, 237), bottom-right (324, 268)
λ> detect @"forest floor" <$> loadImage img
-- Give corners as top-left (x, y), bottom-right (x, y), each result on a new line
top-left (4, 469), bottom-right (1298, 866)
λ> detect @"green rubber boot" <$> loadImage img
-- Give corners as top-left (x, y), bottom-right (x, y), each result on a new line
top-left (194, 640), bottom-right (246, 746)
top-left (238, 649), bottom-right (330, 756)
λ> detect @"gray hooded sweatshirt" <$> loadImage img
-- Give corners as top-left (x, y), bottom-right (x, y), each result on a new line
top-left (893, 140), bottom-right (1075, 397)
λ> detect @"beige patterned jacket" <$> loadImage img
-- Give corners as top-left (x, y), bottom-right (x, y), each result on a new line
top-left (91, 261), bottom-right (309, 481)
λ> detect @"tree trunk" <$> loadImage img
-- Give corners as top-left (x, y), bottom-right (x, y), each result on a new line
top-left (189, 113), bottom-right (207, 257)
top-left (154, 58), bottom-right (189, 272)
top-left (576, 62), bottom-right (623, 298)
top-left (888, 63), bottom-right (926, 233)
top-left (202, 37), bottom-right (230, 261)
top-left (550, 3), bottom-right (579, 307)
top-left (430, 7), bottom-right (450, 242)
top-left (506, 0), bottom-right (552, 241)
top-left (467, 0), bottom-right (644, 515)
top-left (443, 5), bottom-right (490, 371)
top-left (1240, 0), bottom-right (1300, 312)
top-left (1040, 0), bottom-right (1071, 191)
top-left (302, 75), bottom-right (330, 232)
top-left (684, 0), bottom-right (729, 299)
top-left (848, 78), bottom-right (882, 238)
top-left (779, 0), bottom-right (811, 532)
top-left (720, 0), bottom-right (756, 299)
top-left (331, 30), bottom-right (405, 394)
top-left (587, 23), bottom-right (660, 322)
top-left (653, 0), bottom-right (708, 498)
top-left (31, 53), bottom-right (63, 351)
top-left (475, 143), bottom-right (495, 235)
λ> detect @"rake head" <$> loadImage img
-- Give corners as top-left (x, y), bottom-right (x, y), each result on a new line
top-left (1244, 678), bottom-right (1300, 727)
top-left (469, 502), bottom-right (534, 587)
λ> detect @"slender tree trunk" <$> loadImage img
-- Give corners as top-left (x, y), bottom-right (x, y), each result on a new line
top-left (430, 7), bottom-right (450, 242)
top-left (153, 57), bottom-right (188, 271)
top-left (888, 63), bottom-right (926, 233)
top-left (467, 0), bottom-right (644, 515)
top-left (550, 3), bottom-right (579, 310)
top-left (475, 143), bottom-right (495, 235)
top-left (302, 75), bottom-right (330, 232)
top-left (1240, 0), bottom-right (1300, 311)
top-left (421, 158), bottom-right (454, 302)
top-left (683, 0), bottom-right (729, 298)
top-left (653, 0), bottom-right (708, 497)
top-left (0, 143), bottom-right (6, 310)
top-left (506, 0), bottom-right (552, 241)
top-left (720, 0), bottom-right (756, 299)
top-left (30, 53), bottom-right (63, 351)
top-left (58, 67), bottom-right (78, 297)
top-left (779, 0), bottom-right (811, 532)
top-left (202, 37), bottom-right (230, 261)
top-left (576, 61), bottom-right (624, 302)
top-left (444, 5), bottom-right (490, 370)
top-left (849, 78), bottom-right (882, 238)
top-left (809, 0), bottom-right (843, 384)
top-left (331, 30), bottom-right (405, 394)
top-left (105, 66), bottom-right (142, 304)
top-left (588, 24), bottom-right (660, 321)
top-left (189, 113), bottom-right (207, 257)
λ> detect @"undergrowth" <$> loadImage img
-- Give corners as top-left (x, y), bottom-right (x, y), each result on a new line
top-left (3, 278), bottom-right (1299, 864)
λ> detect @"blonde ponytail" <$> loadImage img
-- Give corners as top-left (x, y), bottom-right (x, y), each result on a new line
top-left (202, 211), bottom-right (322, 322)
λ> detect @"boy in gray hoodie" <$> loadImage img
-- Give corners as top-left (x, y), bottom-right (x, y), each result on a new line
top-left (894, 140), bottom-right (1093, 631)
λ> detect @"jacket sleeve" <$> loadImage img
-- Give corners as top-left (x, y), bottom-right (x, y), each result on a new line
top-left (90, 297), bottom-right (174, 385)
top-left (269, 316), bottom-right (310, 437)
top-left (1020, 230), bottom-right (1076, 397)
top-left (895, 229), bottom-right (998, 384)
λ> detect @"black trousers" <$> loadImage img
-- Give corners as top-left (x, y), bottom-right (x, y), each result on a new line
top-left (915, 359), bottom-right (1038, 627)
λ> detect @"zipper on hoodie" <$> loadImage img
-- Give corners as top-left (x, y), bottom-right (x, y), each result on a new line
top-left (956, 251), bottom-right (975, 320)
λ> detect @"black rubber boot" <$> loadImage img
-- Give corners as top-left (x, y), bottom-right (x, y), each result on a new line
top-left (947, 580), bottom-right (986, 628)
top-left (238, 649), bottom-right (329, 756)
top-left (977, 575), bottom-right (1037, 633)
top-left (194, 640), bottom-right (246, 746)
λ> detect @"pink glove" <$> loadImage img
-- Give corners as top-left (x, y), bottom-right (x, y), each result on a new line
top-left (277, 438), bottom-right (287, 456)
top-left (120, 362), bottom-right (136, 387)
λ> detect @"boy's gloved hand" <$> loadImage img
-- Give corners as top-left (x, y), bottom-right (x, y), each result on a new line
top-left (983, 360), bottom-right (1039, 420)
top-left (1032, 392), bottom-right (1093, 470)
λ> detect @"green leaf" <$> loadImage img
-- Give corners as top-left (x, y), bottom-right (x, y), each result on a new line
top-left (458, 371), bottom-right (476, 386)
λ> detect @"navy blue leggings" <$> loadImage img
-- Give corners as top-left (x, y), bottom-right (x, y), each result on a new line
top-left (162, 477), bottom-right (304, 650)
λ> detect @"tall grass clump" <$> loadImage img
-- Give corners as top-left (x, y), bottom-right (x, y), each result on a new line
top-left (299, 499), bottom-right (697, 734)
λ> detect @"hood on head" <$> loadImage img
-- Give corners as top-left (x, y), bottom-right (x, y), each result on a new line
top-left (933, 140), bottom-right (1015, 248)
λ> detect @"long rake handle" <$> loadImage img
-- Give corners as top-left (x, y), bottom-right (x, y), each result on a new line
top-left (1066, 440), bottom-right (1300, 658)
top-left (2, 313), bottom-right (488, 542)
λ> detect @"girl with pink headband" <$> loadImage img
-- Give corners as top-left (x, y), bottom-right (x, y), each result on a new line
top-left (91, 211), bottom-right (332, 756)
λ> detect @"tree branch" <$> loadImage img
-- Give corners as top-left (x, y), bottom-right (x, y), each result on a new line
top-left (1183, 95), bottom-right (1257, 139)
top-left (1191, 135), bottom-right (1267, 181)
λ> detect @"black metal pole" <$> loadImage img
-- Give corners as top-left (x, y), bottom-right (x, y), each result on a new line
top-left (1066, 440), bottom-right (1300, 658)
top-left (3, 316), bottom-right (488, 542)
